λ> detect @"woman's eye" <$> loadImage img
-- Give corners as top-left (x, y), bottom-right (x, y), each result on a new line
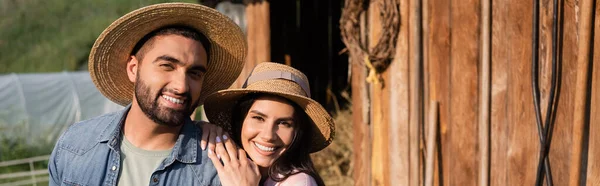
top-left (279, 121), bottom-right (292, 128)
top-left (252, 116), bottom-right (264, 121)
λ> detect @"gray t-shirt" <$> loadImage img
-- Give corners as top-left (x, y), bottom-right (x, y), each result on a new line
top-left (117, 136), bottom-right (171, 186)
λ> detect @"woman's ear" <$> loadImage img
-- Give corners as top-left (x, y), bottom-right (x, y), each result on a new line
top-left (126, 56), bottom-right (139, 83)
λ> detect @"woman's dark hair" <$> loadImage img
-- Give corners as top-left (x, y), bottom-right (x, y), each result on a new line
top-left (230, 93), bottom-right (325, 186)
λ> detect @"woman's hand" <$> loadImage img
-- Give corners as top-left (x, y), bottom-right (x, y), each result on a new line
top-left (208, 134), bottom-right (261, 186)
top-left (195, 121), bottom-right (223, 152)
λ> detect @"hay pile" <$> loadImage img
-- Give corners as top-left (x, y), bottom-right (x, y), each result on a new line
top-left (311, 108), bottom-right (354, 185)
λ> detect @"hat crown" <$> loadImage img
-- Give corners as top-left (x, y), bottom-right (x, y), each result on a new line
top-left (243, 62), bottom-right (311, 97)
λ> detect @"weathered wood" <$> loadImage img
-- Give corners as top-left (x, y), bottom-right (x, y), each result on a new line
top-left (351, 9), bottom-right (371, 186)
top-left (233, 2), bottom-right (271, 88)
top-left (351, 58), bottom-right (371, 186)
top-left (448, 0), bottom-right (480, 185)
top-left (546, 0), bottom-right (578, 184)
top-left (569, 0), bottom-right (595, 185)
top-left (388, 0), bottom-right (411, 184)
top-left (426, 0), bottom-right (451, 185)
top-left (490, 0), bottom-right (510, 184)
top-left (425, 101), bottom-right (439, 186)
top-left (368, 2), bottom-right (390, 186)
top-left (504, 0), bottom-right (538, 184)
top-left (479, 0), bottom-right (492, 184)
top-left (586, 3), bottom-right (600, 185)
top-left (408, 0), bottom-right (423, 184)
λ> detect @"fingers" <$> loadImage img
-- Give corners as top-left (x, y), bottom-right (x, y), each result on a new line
top-left (200, 121), bottom-right (210, 150)
top-left (215, 135), bottom-right (232, 166)
top-left (223, 134), bottom-right (238, 161)
top-left (238, 149), bottom-right (247, 165)
top-left (207, 148), bottom-right (224, 172)
top-left (208, 126), bottom-right (223, 153)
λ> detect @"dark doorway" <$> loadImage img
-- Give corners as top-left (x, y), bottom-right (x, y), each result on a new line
top-left (270, 0), bottom-right (349, 113)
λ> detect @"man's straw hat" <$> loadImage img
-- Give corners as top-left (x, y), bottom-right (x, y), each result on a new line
top-left (88, 3), bottom-right (247, 106)
top-left (204, 62), bottom-right (335, 153)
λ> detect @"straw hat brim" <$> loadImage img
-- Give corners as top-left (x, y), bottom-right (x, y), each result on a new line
top-left (204, 88), bottom-right (335, 153)
top-left (89, 3), bottom-right (246, 106)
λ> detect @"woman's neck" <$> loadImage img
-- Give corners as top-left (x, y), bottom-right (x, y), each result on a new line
top-left (259, 166), bottom-right (269, 178)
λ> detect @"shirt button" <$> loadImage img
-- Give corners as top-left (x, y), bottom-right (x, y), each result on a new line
top-left (153, 177), bottom-right (159, 183)
top-left (111, 166), bottom-right (116, 171)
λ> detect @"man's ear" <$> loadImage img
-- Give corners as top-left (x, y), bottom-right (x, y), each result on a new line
top-left (126, 56), bottom-right (139, 83)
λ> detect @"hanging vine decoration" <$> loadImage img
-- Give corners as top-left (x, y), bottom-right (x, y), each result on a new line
top-left (340, 0), bottom-right (400, 85)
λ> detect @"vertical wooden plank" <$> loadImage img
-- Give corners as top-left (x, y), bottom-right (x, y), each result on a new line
top-left (586, 2), bottom-right (600, 185)
top-left (426, 0), bottom-right (451, 185)
top-left (408, 0), bottom-right (423, 184)
top-left (351, 55), bottom-right (371, 186)
top-left (569, 0), bottom-right (595, 185)
top-left (490, 0), bottom-right (509, 184)
top-left (351, 10), bottom-right (371, 186)
top-left (233, 2), bottom-right (271, 88)
top-left (448, 0), bottom-right (480, 185)
top-left (368, 2), bottom-right (390, 186)
top-left (479, 0), bottom-right (492, 184)
top-left (389, 0), bottom-right (411, 184)
top-left (505, 0), bottom-right (538, 184)
top-left (546, 0), bottom-right (579, 184)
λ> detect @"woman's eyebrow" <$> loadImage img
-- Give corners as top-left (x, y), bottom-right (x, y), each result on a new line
top-left (249, 110), bottom-right (267, 117)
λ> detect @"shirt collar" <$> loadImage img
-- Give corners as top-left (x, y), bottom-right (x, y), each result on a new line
top-left (97, 104), bottom-right (200, 164)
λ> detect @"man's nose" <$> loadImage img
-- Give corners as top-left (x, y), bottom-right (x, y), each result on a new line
top-left (170, 71), bottom-right (189, 94)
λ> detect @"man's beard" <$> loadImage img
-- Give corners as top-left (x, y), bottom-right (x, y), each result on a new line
top-left (134, 75), bottom-right (199, 127)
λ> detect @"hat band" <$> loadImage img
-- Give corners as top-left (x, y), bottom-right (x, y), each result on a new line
top-left (243, 70), bottom-right (311, 97)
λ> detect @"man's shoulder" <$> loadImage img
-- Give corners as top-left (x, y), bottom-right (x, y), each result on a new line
top-left (55, 111), bottom-right (122, 154)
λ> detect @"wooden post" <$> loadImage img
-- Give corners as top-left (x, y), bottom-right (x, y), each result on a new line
top-left (233, 1), bottom-right (271, 88)
top-left (425, 101), bottom-right (438, 186)
top-left (388, 0), bottom-right (412, 185)
top-left (479, 0), bottom-right (492, 184)
top-left (408, 0), bottom-right (423, 185)
top-left (352, 11), bottom-right (372, 186)
top-left (368, 2), bottom-right (392, 185)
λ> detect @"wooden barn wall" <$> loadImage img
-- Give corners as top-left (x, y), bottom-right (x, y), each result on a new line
top-left (352, 0), bottom-right (598, 185)
top-left (231, 1), bottom-right (270, 88)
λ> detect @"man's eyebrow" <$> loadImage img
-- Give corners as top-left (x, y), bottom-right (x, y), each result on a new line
top-left (154, 55), bottom-right (207, 72)
top-left (190, 64), bottom-right (207, 72)
top-left (154, 55), bottom-right (180, 64)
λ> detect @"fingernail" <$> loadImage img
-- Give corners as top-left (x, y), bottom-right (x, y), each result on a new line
top-left (216, 136), bottom-right (221, 143)
top-left (217, 154), bottom-right (221, 159)
top-left (201, 142), bottom-right (206, 150)
top-left (222, 135), bottom-right (228, 140)
top-left (208, 149), bottom-right (213, 154)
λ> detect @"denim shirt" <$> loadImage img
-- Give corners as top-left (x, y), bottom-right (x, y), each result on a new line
top-left (48, 105), bottom-right (220, 186)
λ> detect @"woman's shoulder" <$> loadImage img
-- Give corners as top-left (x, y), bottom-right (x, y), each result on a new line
top-left (264, 173), bottom-right (318, 186)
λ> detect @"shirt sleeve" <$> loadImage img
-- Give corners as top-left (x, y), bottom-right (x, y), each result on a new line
top-left (279, 173), bottom-right (318, 186)
top-left (48, 141), bottom-right (62, 186)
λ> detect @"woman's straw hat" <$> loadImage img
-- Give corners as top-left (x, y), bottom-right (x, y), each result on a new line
top-left (88, 3), bottom-right (246, 106)
top-left (204, 62), bottom-right (335, 153)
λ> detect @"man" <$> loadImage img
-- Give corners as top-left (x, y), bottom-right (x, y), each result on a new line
top-left (48, 3), bottom-right (246, 185)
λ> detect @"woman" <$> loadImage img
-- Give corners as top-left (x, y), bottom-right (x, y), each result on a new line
top-left (202, 62), bottom-right (335, 186)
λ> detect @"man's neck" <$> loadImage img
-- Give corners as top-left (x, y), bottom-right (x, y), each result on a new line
top-left (122, 103), bottom-right (183, 151)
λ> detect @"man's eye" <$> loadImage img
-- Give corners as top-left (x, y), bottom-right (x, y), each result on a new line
top-left (160, 64), bottom-right (174, 70)
top-left (190, 71), bottom-right (204, 78)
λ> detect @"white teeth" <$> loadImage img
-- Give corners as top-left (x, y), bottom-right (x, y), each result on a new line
top-left (162, 95), bottom-right (184, 104)
top-left (254, 142), bottom-right (276, 152)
